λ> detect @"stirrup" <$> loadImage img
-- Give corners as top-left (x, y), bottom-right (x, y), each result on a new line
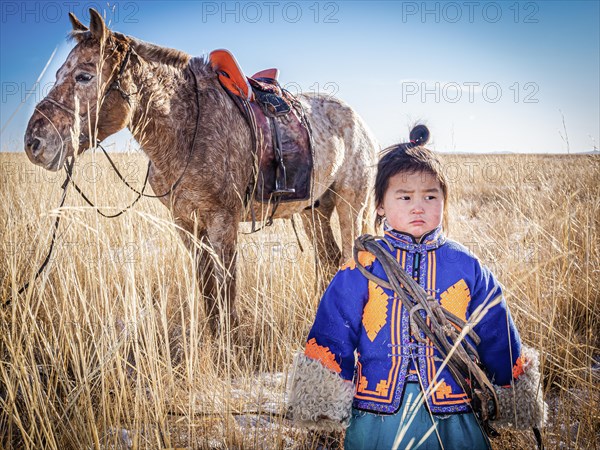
top-left (272, 187), bottom-right (296, 196)
top-left (273, 177), bottom-right (295, 195)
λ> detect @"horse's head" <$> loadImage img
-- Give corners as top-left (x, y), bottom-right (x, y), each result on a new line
top-left (24, 9), bottom-right (136, 171)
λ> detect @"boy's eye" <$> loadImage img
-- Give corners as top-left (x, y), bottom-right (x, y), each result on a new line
top-left (397, 196), bottom-right (410, 200)
top-left (425, 196), bottom-right (436, 200)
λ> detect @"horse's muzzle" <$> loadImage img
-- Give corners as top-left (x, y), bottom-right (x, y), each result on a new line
top-left (24, 130), bottom-right (65, 171)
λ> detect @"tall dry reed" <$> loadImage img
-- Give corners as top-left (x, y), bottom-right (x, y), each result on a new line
top-left (1, 151), bottom-right (598, 449)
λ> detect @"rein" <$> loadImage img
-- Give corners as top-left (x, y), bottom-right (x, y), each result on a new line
top-left (2, 157), bottom-right (73, 306)
top-left (90, 63), bottom-right (201, 201)
top-left (3, 46), bottom-right (201, 306)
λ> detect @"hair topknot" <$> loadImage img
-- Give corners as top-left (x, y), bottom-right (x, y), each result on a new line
top-left (374, 123), bottom-right (448, 231)
top-left (409, 124), bottom-right (430, 146)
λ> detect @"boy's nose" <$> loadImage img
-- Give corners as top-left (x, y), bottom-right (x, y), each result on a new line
top-left (411, 203), bottom-right (424, 213)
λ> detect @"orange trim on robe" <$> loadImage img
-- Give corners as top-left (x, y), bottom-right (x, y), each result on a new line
top-left (340, 251), bottom-right (376, 271)
top-left (305, 338), bottom-right (342, 374)
top-left (427, 252), bottom-right (469, 405)
top-left (355, 250), bottom-right (403, 404)
top-left (512, 355), bottom-right (527, 379)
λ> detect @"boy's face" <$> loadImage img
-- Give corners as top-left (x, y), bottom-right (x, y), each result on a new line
top-left (377, 171), bottom-right (444, 240)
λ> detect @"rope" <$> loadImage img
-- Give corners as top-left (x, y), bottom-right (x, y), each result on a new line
top-left (3, 46), bottom-right (202, 306)
top-left (95, 65), bottom-right (201, 200)
top-left (65, 157), bottom-right (150, 218)
top-left (354, 236), bottom-right (545, 449)
top-left (353, 235), bottom-right (499, 430)
top-left (3, 157), bottom-right (74, 306)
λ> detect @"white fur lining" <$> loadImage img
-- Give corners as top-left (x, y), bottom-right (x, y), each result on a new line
top-left (492, 345), bottom-right (548, 430)
top-left (287, 353), bottom-right (355, 431)
top-left (287, 346), bottom-right (547, 432)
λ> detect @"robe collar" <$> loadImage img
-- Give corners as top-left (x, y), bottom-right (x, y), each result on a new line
top-left (383, 222), bottom-right (446, 253)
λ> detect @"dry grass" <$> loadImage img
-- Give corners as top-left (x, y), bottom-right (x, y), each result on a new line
top-left (1, 151), bottom-right (598, 449)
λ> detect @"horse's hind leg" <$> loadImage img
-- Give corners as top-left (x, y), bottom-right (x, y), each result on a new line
top-left (300, 188), bottom-right (342, 290)
top-left (333, 182), bottom-right (372, 263)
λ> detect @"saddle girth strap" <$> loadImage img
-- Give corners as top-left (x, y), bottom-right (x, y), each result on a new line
top-left (217, 79), bottom-right (278, 233)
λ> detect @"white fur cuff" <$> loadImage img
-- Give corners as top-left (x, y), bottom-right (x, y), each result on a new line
top-left (287, 352), bottom-right (355, 431)
top-left (493, 345), bottom-right (548, 430)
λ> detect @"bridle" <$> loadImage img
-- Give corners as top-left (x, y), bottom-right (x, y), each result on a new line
top-left (40, 47), bottom-right (136, 123)
top-left (39, 43), bottom-right (199, 202)
top-left (3, 43), bottom-right (200, 306)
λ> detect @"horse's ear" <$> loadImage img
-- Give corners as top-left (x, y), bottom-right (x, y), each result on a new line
top-left (89, 8), bottom-right (107, 41)
top-left (69, 12), bottom-right (88, 32)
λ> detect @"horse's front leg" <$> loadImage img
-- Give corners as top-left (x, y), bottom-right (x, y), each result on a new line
top-left (175, 213), bottom-right (239, 339)
top-left (198, 211), bottom-right (240, 338)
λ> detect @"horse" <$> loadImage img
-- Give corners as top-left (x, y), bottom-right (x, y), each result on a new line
top-left (23, 9), bottom-right (378, 337)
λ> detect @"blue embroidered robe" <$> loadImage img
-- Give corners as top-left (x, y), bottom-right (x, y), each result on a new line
top-left (304, 226), bottom-right (523, 414)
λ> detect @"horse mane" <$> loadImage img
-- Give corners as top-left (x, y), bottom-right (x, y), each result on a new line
top-left (188, 56), bottom-right (215, 79)
top-left (128, 37), bottom-right (191, 69)
top-left (68, 30), bottom-right (191, 69)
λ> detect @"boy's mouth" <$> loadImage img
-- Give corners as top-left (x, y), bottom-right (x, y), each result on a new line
top-left (410, 219), bottom-right (426, 225)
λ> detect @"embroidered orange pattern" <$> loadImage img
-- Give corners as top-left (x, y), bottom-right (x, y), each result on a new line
top-left (435, 381), bottom-right (454, 399)
top-left (340, 251), bottom-right (376, 271)
top-left (362, 281), bottom-right (389, 341)
top-left (304, 338), bottom-right (342, 374)
top-left (375, 380), bottom-right (390, 396)
top-left (358, 374), bottom-right (369, 393)
top-left (440, 279), bottom-right (471, 321)
top-left (356, 371), bottom-right (390, 397)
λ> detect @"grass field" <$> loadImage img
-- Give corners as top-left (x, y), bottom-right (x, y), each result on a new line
top-left (1, 151), bottom-right (598, 449)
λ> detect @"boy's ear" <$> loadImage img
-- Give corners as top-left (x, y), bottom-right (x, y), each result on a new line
top-left (376, 205), bottom-right (385, 216)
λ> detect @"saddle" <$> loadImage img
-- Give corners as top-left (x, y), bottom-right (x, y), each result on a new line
top-left (209, 49), bottom-right (313, 206)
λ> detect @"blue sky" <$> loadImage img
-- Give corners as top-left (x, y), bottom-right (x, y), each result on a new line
top-left (1, 1), bottom-right (598, 152)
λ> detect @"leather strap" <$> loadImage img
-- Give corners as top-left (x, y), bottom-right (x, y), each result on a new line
top-left (353, 235), bottom-right (500, 428)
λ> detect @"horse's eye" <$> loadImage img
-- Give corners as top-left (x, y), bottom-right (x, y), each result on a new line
top-left (75, 73), bottom-right (93, 83)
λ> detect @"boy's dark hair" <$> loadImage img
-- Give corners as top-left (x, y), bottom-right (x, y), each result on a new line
top-left (374, 125), bottom-right (449, 231)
